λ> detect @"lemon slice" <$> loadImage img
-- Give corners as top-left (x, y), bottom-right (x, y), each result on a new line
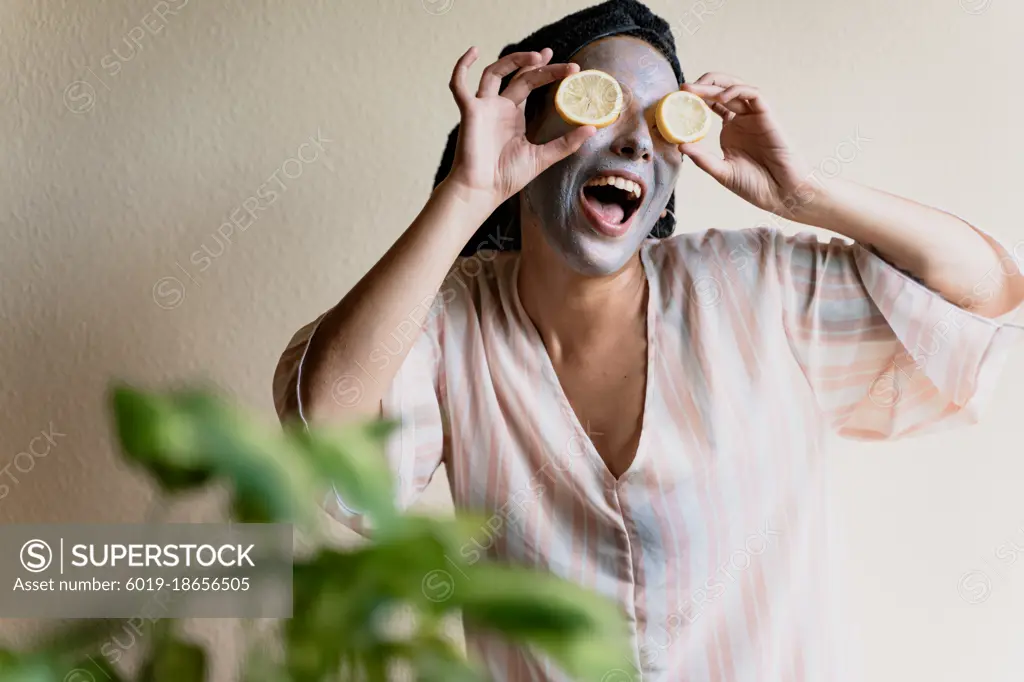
top-left (655, 91), bottom-right (713, 144)
top-left (555, 69), bottom-right (624, 128)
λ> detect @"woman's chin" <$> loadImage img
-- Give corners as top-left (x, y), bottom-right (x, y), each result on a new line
top-left (556, 221), bottom-right (646, 276)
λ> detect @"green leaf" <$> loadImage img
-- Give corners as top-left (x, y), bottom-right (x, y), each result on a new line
top-left (65, 656), bottom-right (125, 682)
top-left (0, 653), bottom-right (125, 682)
top-left (287, 551), bottom-right (377, 681)
top-left (290, 420), bottom-right (398, 528)
top-left (0, 651), bottom-right (57, 682)
top-left (105, 384), bottom-right (635, 681)
top-left (350, 517), bottom-right (479, 612)
top-left (239, 646), bottom-right (288, 682)
top-left (111, 384), bottom-right (323, 526)
top-left (171, 389), bottom-right (323, 527)
top-left (453, 564), bottom-right (632, 679)
top-left (110, 386), bottom-right (214, 492)
top-left (230, 493), bottom-right (276, 524)
top-left (140, 635), bottom-right (206, 682)
top-left (411, 636), bottom-right (487, 682)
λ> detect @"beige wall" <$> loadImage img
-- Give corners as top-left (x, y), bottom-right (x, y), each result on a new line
top-left (2, 0), bottom-right (1023, 679)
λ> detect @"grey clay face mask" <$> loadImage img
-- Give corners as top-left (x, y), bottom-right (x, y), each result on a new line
top-left (521, 35), bottom-right (684, 276)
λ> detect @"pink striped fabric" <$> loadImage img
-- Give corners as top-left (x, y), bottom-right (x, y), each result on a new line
top-left (273, 227), bottom-right (1023, 682)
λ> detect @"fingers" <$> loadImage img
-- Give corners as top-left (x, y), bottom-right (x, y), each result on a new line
top-left (534, 125), bottom-right (597, 173)
top-left (449, 47), bottom-right (479, 110)
top-left (681, 83), bottom-right (724, 98)
top-left (714, 84), bottom-right (770, 115)
top-left (680, 83), bottom-right (732, 123)
top-left (683, 84), bottom-right (736, 123)
top-left (710, 102), bottom-right (736, 124)
top-left (501, 62), bottom-right (580, 106)
top-left (681, 82), bottom-right (769, 117)
top-left (679, 143), bottom-right (732, 185)
top-left (694, 72), bottom-right (745, 89)
top-left (477, 49), bottom-right (548, 98)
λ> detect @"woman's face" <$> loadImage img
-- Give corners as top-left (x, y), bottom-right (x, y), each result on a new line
top-left (521, 35), bottom-right (684, 276)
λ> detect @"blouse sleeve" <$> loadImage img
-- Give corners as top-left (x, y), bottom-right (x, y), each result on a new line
top-left (770, 226), bottom-right (1024, 440)
top-left (272, 297), bottom-right (448, 536)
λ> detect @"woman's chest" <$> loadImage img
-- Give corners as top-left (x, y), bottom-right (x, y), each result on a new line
top-left (442, 338), bottom-right (820, 523)
top-left (442, 310), bottom-right (818, 480)
top-left (553, 339), bottom-right (648, 480)
top-left (444, 401), bottom-right (817, 586)
top-left (437, 297), bottom-right (822, 562)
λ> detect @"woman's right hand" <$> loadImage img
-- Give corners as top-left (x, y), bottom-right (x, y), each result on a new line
top-left (443, 46), bottom-right (596, 212)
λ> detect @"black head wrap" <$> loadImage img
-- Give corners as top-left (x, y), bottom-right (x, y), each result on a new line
top-left (432, 0), bottom-right (685, 257)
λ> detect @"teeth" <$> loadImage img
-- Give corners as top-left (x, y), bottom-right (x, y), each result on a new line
top-left (585, 175), bottom-right (643, 199)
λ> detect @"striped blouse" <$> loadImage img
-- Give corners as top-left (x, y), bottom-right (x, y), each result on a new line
top-left (273, 226), bottom-right (1022, 682)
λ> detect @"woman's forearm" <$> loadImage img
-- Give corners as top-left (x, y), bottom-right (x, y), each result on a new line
top-left (793, 177), bottom-right (1024, 318)
top-left (299, 178), bottom-right (495, 423)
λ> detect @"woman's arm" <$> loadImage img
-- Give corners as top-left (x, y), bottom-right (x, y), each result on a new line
top-left (790, 178), bottom-right (1024, 319)
top-left (678, 72), bottom-right (1024, 320)
top-left (295, 46), bottom-right (595, 425)
top-left (298, 179), bottom-right (492, 423)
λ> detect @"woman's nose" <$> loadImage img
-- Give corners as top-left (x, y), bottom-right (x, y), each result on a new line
top-left (610, 123), bottom-right (653, 162)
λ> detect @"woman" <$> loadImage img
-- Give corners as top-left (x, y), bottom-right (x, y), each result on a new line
top-left (273, 1), bottom-right (1024, 680)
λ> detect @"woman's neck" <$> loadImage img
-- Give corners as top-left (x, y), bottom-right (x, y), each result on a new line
top-left (516, 239), bottom-right (648, 362)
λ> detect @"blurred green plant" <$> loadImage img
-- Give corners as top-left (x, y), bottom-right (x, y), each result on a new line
top-left (0, 385), bottom-right (631, 681)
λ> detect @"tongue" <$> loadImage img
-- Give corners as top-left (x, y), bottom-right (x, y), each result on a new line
top-left (586, 196), bottom-right (625, 224)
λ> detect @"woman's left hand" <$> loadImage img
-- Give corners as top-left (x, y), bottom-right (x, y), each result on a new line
top-left (679, 73), bottom-right (815, 220)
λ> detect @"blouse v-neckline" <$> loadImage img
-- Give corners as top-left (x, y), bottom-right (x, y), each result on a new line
top-left (506, 246), bottom-right (659, 485)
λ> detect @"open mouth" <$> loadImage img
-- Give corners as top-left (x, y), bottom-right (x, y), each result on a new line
top-left (580, 173), bottom-right (645, 237)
